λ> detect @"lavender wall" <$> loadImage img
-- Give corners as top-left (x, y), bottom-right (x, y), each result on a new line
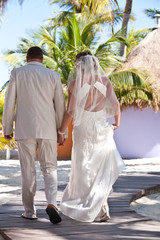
top-left (112, 107), bottom-right (160, 158)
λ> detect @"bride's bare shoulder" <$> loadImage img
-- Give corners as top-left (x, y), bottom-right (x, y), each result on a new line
top-left (68, 80), bottom-right (76, 92)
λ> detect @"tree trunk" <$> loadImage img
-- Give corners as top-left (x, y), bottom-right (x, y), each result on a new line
top-left (120, 0), bottom-right (133, 57)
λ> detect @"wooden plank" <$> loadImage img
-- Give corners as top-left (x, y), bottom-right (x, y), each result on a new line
top-left (0, 173), bottom-right (160, 240)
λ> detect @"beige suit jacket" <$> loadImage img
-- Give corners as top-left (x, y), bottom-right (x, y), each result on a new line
top-left (3, 61), bottom-right (66, 141)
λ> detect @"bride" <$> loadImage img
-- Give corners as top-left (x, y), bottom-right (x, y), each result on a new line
top-left (58, 51), bottom-right (125, 222)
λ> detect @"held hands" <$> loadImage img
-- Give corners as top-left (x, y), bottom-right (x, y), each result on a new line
top-left (57, 131), bottom-right (66, 146)
top-left (4, 133), bottom-right (13, 140)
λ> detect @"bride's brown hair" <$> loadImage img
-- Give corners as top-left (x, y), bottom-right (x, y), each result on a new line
top-left (75, 51), bottom-right (99, 70)
top-left (75, 51), bottom-right (92, 61)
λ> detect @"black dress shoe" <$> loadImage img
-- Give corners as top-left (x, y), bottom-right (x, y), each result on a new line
top-left (46, 206), bottom-right (62, 224)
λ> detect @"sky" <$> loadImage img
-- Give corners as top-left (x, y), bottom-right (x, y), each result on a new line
top-left (0, 0), bottom-right (160, 89)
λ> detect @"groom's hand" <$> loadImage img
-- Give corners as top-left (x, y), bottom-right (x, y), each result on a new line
top-left (4, 133), bottom-right (13, 140)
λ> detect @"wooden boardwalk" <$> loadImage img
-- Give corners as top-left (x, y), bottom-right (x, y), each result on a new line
top-left (0, 173), bottom-right (160, 240)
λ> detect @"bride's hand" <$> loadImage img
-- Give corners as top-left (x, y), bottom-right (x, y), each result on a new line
top-left (58, 134), bottom-right (65, 146)
top-left (113, 124), bottom-right (119, 130)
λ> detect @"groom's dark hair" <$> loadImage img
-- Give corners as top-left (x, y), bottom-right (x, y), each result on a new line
top-left (27, 46), bottom-right (43, 60)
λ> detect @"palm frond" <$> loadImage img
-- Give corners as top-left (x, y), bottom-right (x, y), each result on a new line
top-left (76, 0), bottom-right (118, 17)
top-left (95, 32), bottom-right (129, 54)
top-left (2, 52), bottom-right (26, 66)
top-left (144, 8), bottom-right (160, 19)
top-left (49, 0), bottom-right (122, 29)
top-left (96, 52), bottom-right (124, 74)
top-left (81, 21), bottom-right (96, 46)
top-left (127, 28), bottom-right (151, 55)
top-left (109, 68), bottom-right (159, 111)
top-left (46, 11), bottom-right (72, 29)
top-left (38, 27), bottom-right (62, 54)
top-left (43, 55), bottom-right (58, 69)
top-left (65, 13), bottom-right (81, 49)
top-left (49, 0), bottom-right (73, 9)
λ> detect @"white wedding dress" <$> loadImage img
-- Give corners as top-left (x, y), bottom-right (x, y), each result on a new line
top-left (60, 81), bottom-right (125, 222)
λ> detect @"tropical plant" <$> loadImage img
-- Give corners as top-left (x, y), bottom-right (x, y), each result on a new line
top-left (3, 11), bottom-right (159, 112)
top-left (0, 0), bottom-right (23, 17)
top-left (110, 68), bottom-right (159, 111)
top-left (3, 13), bottom-right (126, 83)
top-left (144, 8), bottom-right (160, 19)
top-left (48, 0), bottom-right (125, 31)
top-left (0, 0), bottom-right (8, 14)
top-left (120, 0), bottom-right (133, 57)
top-left (50, 0), bottom-right (119, 13)
top-left (126, 28), bottom-right (151, 55)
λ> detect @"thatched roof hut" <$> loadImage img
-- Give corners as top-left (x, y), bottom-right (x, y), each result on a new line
top-left (122, 28), bottom-right (160, 84)
top-left (120, 28), bottom-right (160, 111)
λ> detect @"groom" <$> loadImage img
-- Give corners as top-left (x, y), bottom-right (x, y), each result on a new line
top-left (3, 46), bottom-right (66, 224)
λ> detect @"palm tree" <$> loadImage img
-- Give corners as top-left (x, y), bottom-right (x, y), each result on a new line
top-left (0, 0), bottom-right (8, 13)
top-left (3, 13), bottom-right (125, 83)
top-left (48, 0), bottom-right (124, 31)
top-left (50, 0), bottom-right (119, 17)
top-left (0, 0), bottom-right (23, 16)
top-left (109, 68), bottom-right (158, 111)
top-left (120, 0), bottom-right (133, 57)
top-left (3, 12), bottom-right (158, 111)
top-left (50, 0), bottom-right (119, 13)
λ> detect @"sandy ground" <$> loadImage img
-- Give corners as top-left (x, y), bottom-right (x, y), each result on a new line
top-left (0, 157), bottom-right (160, 221)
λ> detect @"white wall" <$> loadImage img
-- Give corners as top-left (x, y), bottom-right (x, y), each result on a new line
top-left (112, 107), bottom-right (160, 158)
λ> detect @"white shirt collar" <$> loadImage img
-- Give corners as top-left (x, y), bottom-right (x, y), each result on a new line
top-left (27, 61), bottom-right (44, 67)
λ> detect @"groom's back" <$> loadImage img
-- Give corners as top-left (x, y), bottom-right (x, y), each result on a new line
top-left (14, 62), bottom-right (62, 140)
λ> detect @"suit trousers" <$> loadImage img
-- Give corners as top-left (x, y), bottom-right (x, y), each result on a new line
top-left (17, 139), bottom-right (57, 218)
